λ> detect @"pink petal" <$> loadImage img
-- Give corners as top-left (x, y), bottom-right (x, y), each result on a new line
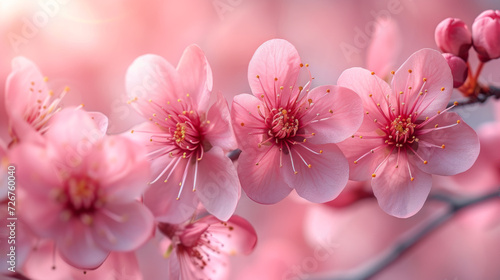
top-left (237, 146), bottom-right (292, 204)
top-left (201, 215), bottom-right (258, 256)
top-left (19, 194), bottom-right (64, 238)
top-left (337, 136), bottom-right (387, 181)
top-left (414, 112), bottom-right (479, 176)
top-left (301, 85), bottom-right (364, 144)
top-left (44, 108), bottom-right (104, 159)
top-left (88, 135), bottom-right (151, 202)
top-left (248, 39), bottom-right (302, 108)
top-left (366, 17), bottom-right (402, 77)
top-left (337, 67), bottom-right (393, 133)
top-left (125, 54), bottom-right (183, 118)
top-left (204, 92), bottom-right (238, 151)
top-left (56, 220), bottom-right (110, 269)
top-left (5, 57), bottom-right (50, 138)
top-left (281, 143), bottom-right (349, 203)
top-left (143, 158), bottom-right (199, 224)
top-left (391, 48), bottom-right (453, 118)
top-left (87, 111), bottom-right (109, 135)
top-left (92, 202), bottom-right (154, 252)
top-left (176, 44), bottom-right (213, 112)
top-left (196, 146), bottom-right (240, 221)
top-left (231, 93), bottom-right (266, 150)
top-left (372, 152), bottom-right (432, 218)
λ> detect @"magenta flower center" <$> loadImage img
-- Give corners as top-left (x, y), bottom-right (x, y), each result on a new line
top-left (385, 115), bottom-right (417, 147)
top-left (268, 108), bottom-right (299, 140)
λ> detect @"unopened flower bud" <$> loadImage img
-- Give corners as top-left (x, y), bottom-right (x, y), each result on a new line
top-left (435, 18), bottom-right (472, 60)
top-left (472, 10), bottom-right (500, 62)
top-left (442, 53), bottom-right (468, 88)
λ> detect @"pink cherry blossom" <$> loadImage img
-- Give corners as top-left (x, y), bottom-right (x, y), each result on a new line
top-left (157, 215), bottom-right (257, 280)
top-left (126, 45), bottom-right (240, 223)
top-left (5, 57), bottom-right (69, 144)
top-left (434, 18), bottom-right (472, 60)
top-left (22, 239), bottom-right (143, 280)
top-left (231, 39), bottom-right (363, 204)
top-left (337, 48), bottom-right (480, 218)
top-left (472, 10), bottom-right (500, 62)
top-left (10, 108), bottom-right (154, 269)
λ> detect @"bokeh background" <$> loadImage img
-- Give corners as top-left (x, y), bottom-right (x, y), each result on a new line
top-left (1, 0), bottom-right (500, 279)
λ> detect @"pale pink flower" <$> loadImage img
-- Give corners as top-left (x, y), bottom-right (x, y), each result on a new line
top-left (22, 239), bottom-right (143, 280)
top-left (337, 48), bottom-right (480, 218)
top-left (10, 108), bottom-right (154, 269)
top-left (231, 39), bottom-right (363, 204)
top-left (5, 57), bottom-right (69, 144)
top-left (126, 45), bottom-right (240, 223)
top-left (158, 215), bottom-right (257, 280)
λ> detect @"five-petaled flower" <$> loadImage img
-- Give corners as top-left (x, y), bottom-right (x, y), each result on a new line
top-left (338, 48), bottom-right (480, 218)
top-left (231, 39), bottom-right (364, 204)
top-left (126, 45), bottom-right (240, 224)
top-left (10, 109), bottom-right (154, 269)
top-left (158, 215), bottom-right (257, 280)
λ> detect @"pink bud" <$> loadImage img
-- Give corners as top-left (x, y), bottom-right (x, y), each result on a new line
top-left (472, 10), bottom-right (500, 62)
top-left (435, 18), bottom-right (472, 60)
top-left (442, 53), bottom-right (468, 88)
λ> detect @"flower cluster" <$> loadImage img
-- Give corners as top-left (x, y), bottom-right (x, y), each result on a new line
top-left (4, 10), bottom-right (499, 277)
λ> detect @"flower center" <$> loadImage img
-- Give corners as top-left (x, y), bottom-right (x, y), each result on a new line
top-left (268, 108), bottom-right (299, 140)
top-left (52, 177), bottom-right (104, 225)
top-left (385, 115), bottom-right (417, 147)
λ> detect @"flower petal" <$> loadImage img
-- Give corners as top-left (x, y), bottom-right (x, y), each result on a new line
top-left (337, 136), bottom-right (387, 181)
top-left (87, 111), bottom-right (109, 135)
top-left (392, 48), bottom-right (453, 118)
top-left (237, 145), bottom-right (292, 204)
top-left (196, 146), bottom-right (240, 221)
top-left (414, 112), bottom-right (479, 176)
top-left (302, 85), bottom-right (364, 144)
top-left (200, 215), bottom-right (257, 255)
top-left (176, 44), bottom-right (213, 112)
top-left (248, 39), bottom-right (302, 108)
top-left (88, 135), bottom-right (151, 202)
top-left (281, 143), bottom-right (349, 203)
top-left (92, 202), bottom-right (154, 252)
top-left (204, 92), bottom-right (238, 151)
top-left (231, 93), bottom-right (266, 150)
top-left (337, 67), bottom-right (393, 133)
top-left (372, 152), bottom-right (432, 218)
top-left (143, 158), bottom-right (199, 224)
top-left (366, 17), bottom-right (402, 78)
top-left (125, 54), bottom-right (183, 118)
top-left (56, 220), bottom-right (110, 269)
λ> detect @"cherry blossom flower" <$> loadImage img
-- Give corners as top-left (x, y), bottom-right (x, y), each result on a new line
top-left (157, 215), bottom-right (257, 280)
top-left (5, 57), bottom-right (70, 144)
top-left (337, 48), bottom-right (480, 218)
top-left (10, 108), bottom-right (154, 269)
top-left (126, 45), bottom-right (240, 223)
top-left (231, 39), bottom-right (363, 204)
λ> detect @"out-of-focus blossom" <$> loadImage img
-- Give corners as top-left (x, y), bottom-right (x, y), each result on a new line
top-left (126, 45), bottom-right (240, 224)
top-left (338, 48), bottom-right (479, 218)
top-left (232, 39), bottom-right (363, 204)
top-left (158, 215), bottom-right (257, 280)
top-left (442, 53), bottom-right (469, 88)
top-left (366, 17), bottom-right (402, 80)
top-left (5, 57), bottom-right (69, 144)
top-left (434, 18), bottom-right (472, 60)
top-left (472, 10), bottom-right (500, 62)
top-left (10, 108), bottom-right (154, 269)
top-left (22, 239), bottom-right (142, 280)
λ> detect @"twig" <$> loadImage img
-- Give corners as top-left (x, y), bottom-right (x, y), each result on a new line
top-left (315, 189), bottom-right (500, 280)
top-left (448, 85), bottom-right (500, 108)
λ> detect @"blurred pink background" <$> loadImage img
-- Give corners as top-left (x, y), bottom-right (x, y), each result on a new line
top-left (1, 0), bottom-right (500, 279)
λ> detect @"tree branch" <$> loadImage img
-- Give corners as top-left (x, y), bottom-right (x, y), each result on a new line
top-left (448, 85), bottom-right (500, 108)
